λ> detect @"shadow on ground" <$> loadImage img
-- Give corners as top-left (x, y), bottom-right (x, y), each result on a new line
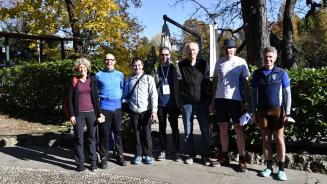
top-left (0, 146), bottom-right (76, 170)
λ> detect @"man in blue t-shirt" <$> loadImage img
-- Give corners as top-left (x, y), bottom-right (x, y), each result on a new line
top-left (96, 54), bottom-right (127, 167)
top-left (251, 46), bottom-right (292, 181)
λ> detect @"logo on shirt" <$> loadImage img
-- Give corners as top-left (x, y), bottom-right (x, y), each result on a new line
top-left (272, 74), bottom-right (277, 80)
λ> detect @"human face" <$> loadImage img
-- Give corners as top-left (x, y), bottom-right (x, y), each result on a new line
top-left (160, 49), bottom-right (170, 64)
top-left (104, 54), bottom-right (116, 71)
top-left (133, 60), bottom-right (143, 75)
top-left (224, 47), bottom-right (236, 59)
top-left (78, 64), bottom-right (88, 77)
top-left (186, 43), bottom-right (198, 60)
top-left (264, 51), bottom-right (277, 70)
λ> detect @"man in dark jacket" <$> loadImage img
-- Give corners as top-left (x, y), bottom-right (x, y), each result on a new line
top-left (155, 46), bottom-right (181, 162)
top-left (178, 42), bottom-right (210, 166)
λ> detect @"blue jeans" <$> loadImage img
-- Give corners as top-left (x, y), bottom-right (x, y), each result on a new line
top-left (182, 100), bottom-right (210, 157)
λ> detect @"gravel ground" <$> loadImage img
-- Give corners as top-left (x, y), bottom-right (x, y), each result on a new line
top-left (0, 166), bottom-right (167, 184)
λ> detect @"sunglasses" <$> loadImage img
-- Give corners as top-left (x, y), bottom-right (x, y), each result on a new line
top-left (160, 54), bottom-right (170, 56)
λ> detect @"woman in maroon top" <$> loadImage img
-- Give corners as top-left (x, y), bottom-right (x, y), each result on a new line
top-left (68, 58), bottom-right (103, 172)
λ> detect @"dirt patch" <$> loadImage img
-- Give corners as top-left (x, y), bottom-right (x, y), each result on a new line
top-left (0, 114), bottom-right (68, 136)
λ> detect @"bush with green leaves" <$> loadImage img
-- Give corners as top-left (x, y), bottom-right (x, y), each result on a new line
top-left (0, 59), bottom-right (120, 120)
top-left (286, 67), bottom-right (327, 143)
top-left (210, 67), bottom-right (326, 154)
top-left (244, 67), bottom-right (326, 146)
top-left (0, 62), bottom-right (325, 145)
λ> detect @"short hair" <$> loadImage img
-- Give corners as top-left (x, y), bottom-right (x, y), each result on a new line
top-left (263, 46), bottom-right (278, 57)
top-left (184, 42), bottom-right (199, 55)
top-left (160, 46), bottom-right (171, 53)
top-left (74, 58), bottom-right (91, 72)
top-left (104, 53), bottom-right (115, 60)
top-left (132, 57), bottom-right (143, 65)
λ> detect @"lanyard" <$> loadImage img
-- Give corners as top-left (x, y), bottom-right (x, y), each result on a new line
top-left (160, 64), bottom-right (170, 83)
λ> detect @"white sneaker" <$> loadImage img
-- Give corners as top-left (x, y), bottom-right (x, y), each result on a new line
top-left (174, 153), bottom-right (182, 162)
top-left (184, 156), bottom-right (194, 164)
top-left (156, 151), bottom-right (166, 161)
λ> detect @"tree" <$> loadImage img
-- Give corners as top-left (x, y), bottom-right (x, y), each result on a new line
top-left (241, 0), bottom-right (270, 67)
top-left (0, 0), bottom-right (142, 58)
top-left (172, 0), bottom-right (327, 68)
top-left (297, 10), bottom-right (327, 67)
top-left (175, 19), bottom-right (210, 61)
top-left (281, 0), bottom-right (297, 69)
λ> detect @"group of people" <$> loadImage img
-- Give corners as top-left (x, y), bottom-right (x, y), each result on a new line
top-left (67, 38), bottom-right (292, 181)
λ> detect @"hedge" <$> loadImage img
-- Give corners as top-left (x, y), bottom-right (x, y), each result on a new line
top-left (0, 61), bottom-right (326, 144)
top-left (0, 59), bottom-right (107, 119)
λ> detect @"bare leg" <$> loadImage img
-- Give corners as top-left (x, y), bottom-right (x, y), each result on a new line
top-left (233, 123), bottom-right (245, 156)
top-left (273, 127), bottom-right (285, 162)
top-left (219, 123), bottom-right (229, 152)
top-left (261, 128), bottom-right (273, 160)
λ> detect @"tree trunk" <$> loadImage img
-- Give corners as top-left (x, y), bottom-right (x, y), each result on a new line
top-left (282, 0), bottom-right (297, 69)
top-left (65, 0), bottom-right (83, 56)
top-left (241, 0), bottom-right (270, 67)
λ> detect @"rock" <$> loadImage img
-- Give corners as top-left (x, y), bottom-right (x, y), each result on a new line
top-left (246, 152), bottom-right (262, 164)
top-left (304, 161), bottom-right (312, 172)
top-left (285, 153), bottom-right (294, 168)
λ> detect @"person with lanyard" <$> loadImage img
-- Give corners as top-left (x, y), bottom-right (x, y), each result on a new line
top-left (178, 42), bottom-right (210, 166)
top-left (124, 57), bottom-right (158, 165)
top-left (251, 46), bottom-right (292, 181)
top-left (155, 47), bottom-right (181, 162)
top-left (96, 54), bottom-right (127, 168)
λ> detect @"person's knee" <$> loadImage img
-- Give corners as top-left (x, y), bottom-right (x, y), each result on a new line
top-left (219, 123), bottom-right (228, 130)
top-left (274, 135), bottom-right (284, 145)
top-left (233, 123), bottom-right (243, 132)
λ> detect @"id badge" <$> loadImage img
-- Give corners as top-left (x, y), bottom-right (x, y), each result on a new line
top-left (162, 84), bottom-right (170, 95)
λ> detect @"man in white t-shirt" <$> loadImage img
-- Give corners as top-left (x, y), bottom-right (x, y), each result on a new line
top-left (209, 39), bottom-right (250, 172)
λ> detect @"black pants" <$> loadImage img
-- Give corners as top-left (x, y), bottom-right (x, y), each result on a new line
top-left (74, 111), bottom-right (97, 168)
top-left (99, 109), bottom-right (124, 158)
top-left (130, 109), bottom-right (152, 156)
top-left (158, 106), bottom-right (180, 153)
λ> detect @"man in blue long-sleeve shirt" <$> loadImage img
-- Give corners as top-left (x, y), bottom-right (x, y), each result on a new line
top-left (251, 47), bottom-right (292, 181)
top-left (96, 54), bottom-right (127, 168)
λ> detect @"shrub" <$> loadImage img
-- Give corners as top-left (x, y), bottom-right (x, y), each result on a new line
top-left (286, 67), bottom-right (327, 143)
top-left (0, 59), bottom-right (127, 121)
top-left (0, 62), bottom-right (325, 145)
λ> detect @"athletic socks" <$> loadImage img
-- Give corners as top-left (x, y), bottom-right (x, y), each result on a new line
top-left (265, 160), bottom-right (273, 170)
top-left (279, 161), bottom-right (285, 172)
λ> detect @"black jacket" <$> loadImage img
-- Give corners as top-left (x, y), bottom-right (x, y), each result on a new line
top-left (154, 63), bottom-right (181, 108)
top-left (68, 75), bottom-right (101, 117)
top-left (178, 58), bottom-right (209, 104)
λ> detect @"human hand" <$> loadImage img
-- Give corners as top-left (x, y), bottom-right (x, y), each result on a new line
top-left (242, 103), bottom-right (250, 113)
top-left (70, 116), bottom-right (76, 125)
top-left (208, 102), bottom-right (216, 114)
top-left (251, 113), bottom-right (256, 124)
top-left (97, 113), bottom-right (105, 124)
top-left (151, 112), bottom-right (158, 123)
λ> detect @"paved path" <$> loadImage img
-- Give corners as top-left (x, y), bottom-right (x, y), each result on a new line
top-left (0, 117), bottom-right (326, 184)
top-left (0, 146), bottom-right (326, 184)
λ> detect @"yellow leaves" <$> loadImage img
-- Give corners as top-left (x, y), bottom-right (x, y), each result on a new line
top-left (29, 42), bottom-right (36, 49)
top-left (26, 4), bottom-right (34, 12)
top-left (0, 0), bottom-right (141, 58)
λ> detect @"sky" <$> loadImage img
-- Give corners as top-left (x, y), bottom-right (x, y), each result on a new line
top-left (127, 0), bottom-right (309, 40)
top-left (128, 0), bottom-right (217, 39)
